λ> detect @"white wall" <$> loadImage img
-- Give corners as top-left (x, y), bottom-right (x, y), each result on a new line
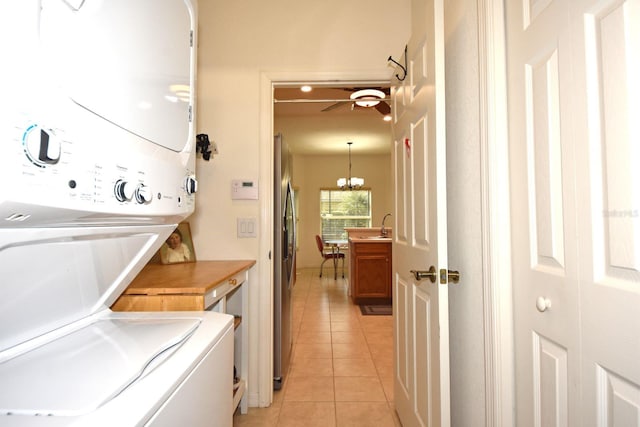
top-left (193, 0), bottom-right (410, 407)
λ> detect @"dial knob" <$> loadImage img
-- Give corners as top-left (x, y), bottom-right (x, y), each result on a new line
top-left (114, 179), bottom-right (135, 202)
top-left (23, 124), bottom-right (62, 167)
top-left (135, 184), bottom-right (152, 204)
top-left (185, 175), bottom-right (198, 195)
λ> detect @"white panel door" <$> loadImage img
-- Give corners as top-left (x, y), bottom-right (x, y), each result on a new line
top-left (506, 0), bottom-right (640, 424)
top-left (577, 0), bottom-right (640, 424)
top-left (392, 0), bottom-right (449, 425)
top-left (506, 0), bottom-right (580, 423)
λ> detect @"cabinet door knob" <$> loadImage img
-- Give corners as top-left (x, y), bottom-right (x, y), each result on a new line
top-left (536, 296), bottom-right (551, 312)
top-left (229, 278), bottom-right (238, 286)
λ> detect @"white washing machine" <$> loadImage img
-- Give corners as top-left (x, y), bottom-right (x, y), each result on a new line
top-left (0, 226), bottom-right (234, 427)
top-left (0, 1), bottom-right (234, 426)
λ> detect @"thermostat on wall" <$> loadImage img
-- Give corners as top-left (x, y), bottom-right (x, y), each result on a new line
top-left (231, 179), bottom-right (258, 200)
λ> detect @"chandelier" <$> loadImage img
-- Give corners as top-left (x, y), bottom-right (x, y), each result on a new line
top-left (337, 142), bottom-right (364, 190)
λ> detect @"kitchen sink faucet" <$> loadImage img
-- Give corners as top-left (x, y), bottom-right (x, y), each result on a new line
top-left (381, 213), bottom-right (392, 237)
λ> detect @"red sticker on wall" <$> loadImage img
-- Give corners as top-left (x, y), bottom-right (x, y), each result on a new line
top-left (404, 138), bottom-right (411, 157)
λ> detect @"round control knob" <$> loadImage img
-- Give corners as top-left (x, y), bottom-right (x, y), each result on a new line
top-left (185, 175), bottom-right (198, 195)
top-left (114, 179), bottom-right (135, 202)
top-left (22, 124), bottom-right (62, 167)
top-left (536, 296), bottom-right (551, 312)
top-left (134, 184), bottom-right (152, 204)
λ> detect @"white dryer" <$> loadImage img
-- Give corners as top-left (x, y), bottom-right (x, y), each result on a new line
top-left (0, 1), bottom-right (233, 426)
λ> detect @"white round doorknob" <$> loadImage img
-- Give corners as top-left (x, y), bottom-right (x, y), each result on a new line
top-left (536, 296), bottom-right (551, 312)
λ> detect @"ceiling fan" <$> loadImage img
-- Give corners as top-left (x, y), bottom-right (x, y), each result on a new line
top-left (321, 87), bottom-right (391, 116)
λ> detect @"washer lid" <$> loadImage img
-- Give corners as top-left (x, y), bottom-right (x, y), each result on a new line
top-left (0, 317), bottom-right (200, 417)
top-left (0, 225), bottom-right (174, 353)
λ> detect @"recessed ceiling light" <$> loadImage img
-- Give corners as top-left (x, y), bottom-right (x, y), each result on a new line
top-left (383, 115), bottom-right (392, 122)
top-left (300, 85), bottom-right (312, 92)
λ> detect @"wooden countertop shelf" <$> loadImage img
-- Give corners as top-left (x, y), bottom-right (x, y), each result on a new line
top-left (112, 260), bottom-right (255, 312)
top-left (120, 260), bottom-right (255, 296)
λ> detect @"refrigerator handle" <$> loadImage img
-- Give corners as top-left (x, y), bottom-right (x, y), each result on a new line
top-left (289, 183), bottom-right (296, 290)
top-left (283, 224), bottom-right (289, 261)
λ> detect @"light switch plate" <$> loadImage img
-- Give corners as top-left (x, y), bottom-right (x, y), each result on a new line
top-left (237, 217), bottom-right (257, 238)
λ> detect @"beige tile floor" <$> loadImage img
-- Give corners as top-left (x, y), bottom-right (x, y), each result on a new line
top-left (233, 268), bottom-right (401, 427)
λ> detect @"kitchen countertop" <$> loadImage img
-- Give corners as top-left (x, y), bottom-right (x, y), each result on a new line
top-left (345, 227), bottom-right (392, 241)
top-left (120, 260), bottom-right (256, 296)
top-left (348, 236), bottom-right (392, 243)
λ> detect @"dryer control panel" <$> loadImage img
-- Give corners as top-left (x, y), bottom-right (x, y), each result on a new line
top-left (0, 0), bottom-right (198, 227)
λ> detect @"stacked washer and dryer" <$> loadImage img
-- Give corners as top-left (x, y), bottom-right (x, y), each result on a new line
top-left (0, 1), bottom-right (234, 426)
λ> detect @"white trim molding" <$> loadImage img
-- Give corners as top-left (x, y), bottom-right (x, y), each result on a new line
top-left (477, 0), bottom-right (516, 424)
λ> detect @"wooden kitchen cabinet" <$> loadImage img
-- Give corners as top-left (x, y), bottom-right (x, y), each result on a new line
top-left (349, 239), bottom-right (392, 303)
top-left (111, 260), bottom-right (255, 415)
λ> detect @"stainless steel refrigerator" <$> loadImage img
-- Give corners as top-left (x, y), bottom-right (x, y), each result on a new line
top-left (273, 133), bottom-right (296, 390)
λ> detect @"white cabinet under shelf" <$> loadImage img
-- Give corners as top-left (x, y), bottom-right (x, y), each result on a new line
top-left (206, 270), bottom-right (249, 414)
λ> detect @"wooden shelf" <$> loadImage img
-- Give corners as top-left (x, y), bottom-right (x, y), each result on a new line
top-left (232, 380), bottom-right (247, 413)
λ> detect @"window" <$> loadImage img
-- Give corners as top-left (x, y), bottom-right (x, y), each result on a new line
top-left (320, 189), bottom-right (371, 240)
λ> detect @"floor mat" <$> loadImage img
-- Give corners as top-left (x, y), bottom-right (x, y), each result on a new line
top-left (359, 304), bottom-right (392, 316)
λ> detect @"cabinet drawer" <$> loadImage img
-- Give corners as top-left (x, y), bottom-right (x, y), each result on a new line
top-left (204, 271), bottom-right (245, 308)
top-left (351, 242), bottom-right (390, 255)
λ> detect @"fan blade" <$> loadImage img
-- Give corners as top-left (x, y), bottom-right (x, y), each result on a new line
top-left (321, 101), bottom-right (350, 112)
top-left (374, 101), bottom-right (391, 115)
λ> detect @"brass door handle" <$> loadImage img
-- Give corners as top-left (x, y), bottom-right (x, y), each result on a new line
top-left (447, 270), bottom-right (460, 284)
top-left (410, 266), bottom-right (437, 283)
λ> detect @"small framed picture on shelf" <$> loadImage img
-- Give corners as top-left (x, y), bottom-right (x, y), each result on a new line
top-left (157, 222), bottom-right (197, 264)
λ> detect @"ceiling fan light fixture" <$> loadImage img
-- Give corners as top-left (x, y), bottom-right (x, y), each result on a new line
top-left (350, 89), bottom-right (385, 108)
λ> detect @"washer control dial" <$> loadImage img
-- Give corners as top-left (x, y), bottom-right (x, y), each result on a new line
top-left (135, 184), bottom-right (152, 204)
top-left (23, 124), bottom-right (62, 167)
top-left (114, 179), bottom-right (135, 202)
top-left (185, 175), bottom-right (197, 195)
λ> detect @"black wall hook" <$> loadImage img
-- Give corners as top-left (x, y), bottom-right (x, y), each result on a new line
top-left (388, 45), bottom-right (408, 81)
top-left (196, 133), bottom-right (212, 161)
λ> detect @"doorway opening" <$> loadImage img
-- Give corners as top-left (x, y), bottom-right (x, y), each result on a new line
top-left (272, 82), bottom-right (394, 272)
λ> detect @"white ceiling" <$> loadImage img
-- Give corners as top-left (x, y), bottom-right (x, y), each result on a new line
top-left (273, 86), bottom-right (392, 155)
